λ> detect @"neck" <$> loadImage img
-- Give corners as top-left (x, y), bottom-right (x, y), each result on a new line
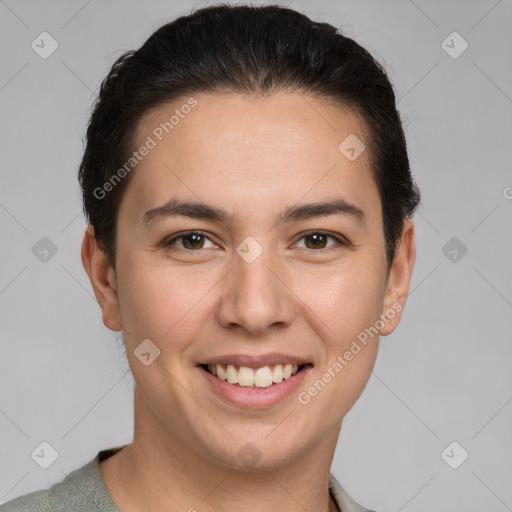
top-left (100, 388), bottom-right (341, 512)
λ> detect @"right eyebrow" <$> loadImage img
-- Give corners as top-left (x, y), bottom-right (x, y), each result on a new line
top-left (142, 199), bottom-right (233, 226)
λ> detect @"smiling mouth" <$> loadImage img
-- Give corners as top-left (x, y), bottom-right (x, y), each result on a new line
top-left (201, 363), bottom-right (310, 389)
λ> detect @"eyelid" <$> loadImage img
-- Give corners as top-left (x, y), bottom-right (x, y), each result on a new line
top-left (164, 230), bottom-right (217, 250)
top-left (164, 229), bottom-right (349, 252)
top-left (294, 229), bottom-right (349, 251)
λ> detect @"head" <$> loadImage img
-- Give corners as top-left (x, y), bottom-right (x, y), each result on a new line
top-left (80, 4), bottom-right (419, 469)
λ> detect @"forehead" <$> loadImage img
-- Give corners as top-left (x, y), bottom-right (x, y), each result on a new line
top-left (135, 91), bottom-right (368, 155)
top-left (122, 92), bottom-right (380, 226)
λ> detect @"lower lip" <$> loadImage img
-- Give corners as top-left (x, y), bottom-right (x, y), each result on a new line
top-left (198, 365), bottom-right (312, 409)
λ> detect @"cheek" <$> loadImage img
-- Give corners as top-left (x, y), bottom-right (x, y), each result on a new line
top-left (116, 259), bottom-right (177, 338)
top-left (297, 259), bottom-right (385, 337)
top-left (297, 272), bottom-right (381, 423)
top-left (320, 346), bottom-right (378, 420)
top-left (294, 260), bottom-right (382, 400)
top-left (116, 256), bottom-right (219, 349)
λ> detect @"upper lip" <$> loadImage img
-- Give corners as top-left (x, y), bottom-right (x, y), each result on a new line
top-left (199, 352), bottom-right (312, 367)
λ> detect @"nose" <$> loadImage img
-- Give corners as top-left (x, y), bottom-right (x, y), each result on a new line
top-left (215, 242), bottom-right (296, 335)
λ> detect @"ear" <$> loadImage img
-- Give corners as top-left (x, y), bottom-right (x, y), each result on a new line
top-left (379, 218), bottom-right (416, 336)
top-left (81, 225), bottom-right (122, 331)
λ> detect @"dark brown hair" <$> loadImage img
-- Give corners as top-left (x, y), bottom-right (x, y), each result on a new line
top-left (78, 3), bottom-right (420, 269)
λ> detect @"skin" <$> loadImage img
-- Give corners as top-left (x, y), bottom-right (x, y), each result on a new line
top-left (81, 91), bottom-right (415, 512)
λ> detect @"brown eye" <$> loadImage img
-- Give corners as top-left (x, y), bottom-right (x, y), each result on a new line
top-left (165, 231), bottom-right (216, 250)
top-left (294, 231), bottom-right (346, 251)
top-left (304, 233), bottom-right (328, 249)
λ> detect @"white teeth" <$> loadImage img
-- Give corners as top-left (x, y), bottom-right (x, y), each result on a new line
top-left (226, 364), bottom-right (238, 384)
top-left (272, 364), bottom-right (283, 383)
top-left (254, 367), bottom-right (273, 388)
top-left (238, 366), bottom-right (255, 387)
top-left (206, 363), bottom-right (303, 388)
top-left (216, 364), bottom-right (226, 381)
top-left (282, 363), bottom-right (293, 379)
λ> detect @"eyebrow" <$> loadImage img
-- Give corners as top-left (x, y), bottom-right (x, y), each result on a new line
top-left (142, 197), bottom-right (366, 226)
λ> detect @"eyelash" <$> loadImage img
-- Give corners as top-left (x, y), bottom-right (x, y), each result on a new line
top-left (163, 230), bottom-right (348, 253)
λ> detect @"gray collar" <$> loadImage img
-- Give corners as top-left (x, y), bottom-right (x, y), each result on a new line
top-left (57, 447), bottom-right (375, 512)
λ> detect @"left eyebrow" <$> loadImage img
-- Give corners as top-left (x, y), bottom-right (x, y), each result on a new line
top-left (275, 198), bottom-right (366, 226)
top-left (142, 197), bottom-right (366, 227)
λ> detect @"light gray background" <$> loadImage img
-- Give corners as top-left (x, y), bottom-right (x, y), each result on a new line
top-left (1, 0), bottom-right (511, 510)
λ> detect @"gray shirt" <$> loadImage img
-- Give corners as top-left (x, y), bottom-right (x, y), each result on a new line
top-left (1, 447), bottom-right (376, 512)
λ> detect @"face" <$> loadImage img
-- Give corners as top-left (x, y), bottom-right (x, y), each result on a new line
top-left (83, 91), bottom-right (415, 469)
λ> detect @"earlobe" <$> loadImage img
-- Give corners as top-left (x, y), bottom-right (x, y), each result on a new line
top-left (379, 218), bottom-right (416, 337)
top-left (81, 226), bottom-right (123, 332)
